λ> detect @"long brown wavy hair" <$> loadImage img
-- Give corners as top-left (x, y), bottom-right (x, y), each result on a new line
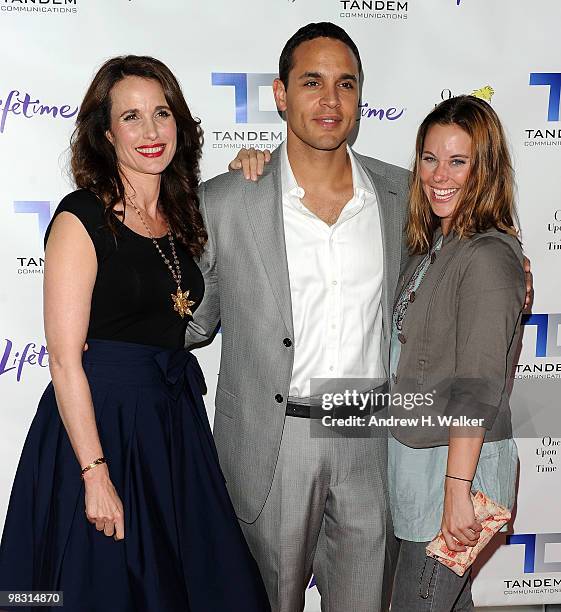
top-left (70, 55), bottom-right (207, 256)
top-left (407, 95), bottom-right (518, 254)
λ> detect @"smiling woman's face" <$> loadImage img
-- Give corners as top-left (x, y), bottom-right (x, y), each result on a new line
top-left (105, 75), bottom-right (177, 180)
top-left (419, 123), bottom-right (472, 233)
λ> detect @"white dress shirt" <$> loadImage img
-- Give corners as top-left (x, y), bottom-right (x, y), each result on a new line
top-left (281, 143), bottom-right (385, 400)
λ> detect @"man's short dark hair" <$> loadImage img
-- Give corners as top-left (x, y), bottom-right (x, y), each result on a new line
top-left (279, 22), bottom-right (362, 88)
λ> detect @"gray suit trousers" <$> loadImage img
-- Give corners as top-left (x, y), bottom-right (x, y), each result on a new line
top-left (239, 416), bottom-right (389, 612)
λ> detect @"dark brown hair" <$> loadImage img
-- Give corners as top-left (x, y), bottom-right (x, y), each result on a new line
top-left (407, 95), bottom-right (518, 254)
top-left (70, 55), bottom-right (206, 256)
top-left (279, 22), bottom-right (362, 88)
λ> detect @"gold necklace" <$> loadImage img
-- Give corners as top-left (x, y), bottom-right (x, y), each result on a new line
top-left (128, 200), bottom-right (195, 319)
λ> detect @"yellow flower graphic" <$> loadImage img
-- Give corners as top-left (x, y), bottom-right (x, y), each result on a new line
top-left (471, 85), bottom-right (495, 102)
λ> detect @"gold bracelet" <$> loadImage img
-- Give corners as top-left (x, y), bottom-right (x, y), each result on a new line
top-left (81, 457), bottom-right (107, 478)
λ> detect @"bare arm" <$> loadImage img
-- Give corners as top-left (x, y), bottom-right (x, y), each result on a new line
top-left (441, 430), bottom-right (484, 552)
top-left (44, 212), bottom-right (124, 540)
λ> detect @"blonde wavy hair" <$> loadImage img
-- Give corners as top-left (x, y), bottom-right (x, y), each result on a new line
top-left (407, 95), bottom-right (518, 254)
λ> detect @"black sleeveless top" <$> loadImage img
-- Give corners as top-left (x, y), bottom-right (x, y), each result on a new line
top-left (44, 189), bottom-right (204, 349)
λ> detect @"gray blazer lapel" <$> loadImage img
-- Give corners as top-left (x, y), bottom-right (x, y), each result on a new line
top-left (360, 165), bottom-right (404, 343)
top-left (243, 154), bottom-right (294, 337)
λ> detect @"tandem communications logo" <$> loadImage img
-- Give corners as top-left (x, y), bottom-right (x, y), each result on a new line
top-left (1, 0), bottom-right (78, 14)
top-left (525, 72), bottom-right (561, 148)
top-left (516, 314), bottom-right (561, 378)
top-left (12, 200), bottom-right (53, 276)
top-left (210, 72), bottom-right (284, 150)
top-left (338, 0), bottom-right (408, 21)
top-left (289, 0), bottom-right (410, 17)
top-left (290, 0), bottom-right (461, 11)
top-left (502, 533), bottom-right (561, 597)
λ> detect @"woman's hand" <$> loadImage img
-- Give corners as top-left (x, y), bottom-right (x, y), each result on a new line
top-left (522, 255), bottom-right (534, 312)
top-left (83, 463), bottom-right (125, 541)
top-left (441, 478), bottom-right (482, 552)
top-left (228, 147), bottom-right (272, 181)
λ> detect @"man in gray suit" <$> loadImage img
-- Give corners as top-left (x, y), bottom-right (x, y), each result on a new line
top-left (186, 22), bottom-right (409, 612)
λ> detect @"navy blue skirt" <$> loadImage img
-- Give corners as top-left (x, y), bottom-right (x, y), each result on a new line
top-left (0, 339), bottom-right (270, 612)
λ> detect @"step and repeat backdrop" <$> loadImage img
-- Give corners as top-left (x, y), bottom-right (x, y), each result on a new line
top-left (1, 0), bottom-right (560, 608)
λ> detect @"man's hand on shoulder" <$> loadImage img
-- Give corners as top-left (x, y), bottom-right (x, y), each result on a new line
top-left (228, 147), bottom-right (272, 182)
top-left (523, 255), bottom-right (534, 312)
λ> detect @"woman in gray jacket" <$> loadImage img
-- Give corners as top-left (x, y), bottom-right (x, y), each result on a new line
top-left (388, 96), bottom-right (526, 611)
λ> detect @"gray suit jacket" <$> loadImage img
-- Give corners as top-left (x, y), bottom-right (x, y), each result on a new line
top-left (389, 228), bottom-right (526, 448)
top-left (186, 147), bottom-right (410, 523)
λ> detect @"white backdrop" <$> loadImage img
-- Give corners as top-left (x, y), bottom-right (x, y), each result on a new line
top-left (1, 0), bottom-right (560, 608)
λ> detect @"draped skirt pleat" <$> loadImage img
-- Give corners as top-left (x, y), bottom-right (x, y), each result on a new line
top-left (0, 339), bottom-right (270, 612)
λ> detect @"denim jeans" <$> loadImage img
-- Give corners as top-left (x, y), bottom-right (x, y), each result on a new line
top-left (390, 540), bottom-right (474, 612)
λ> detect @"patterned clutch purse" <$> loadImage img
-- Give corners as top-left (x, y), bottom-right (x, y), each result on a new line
top-left (425, 490), bottom-right (511, 576)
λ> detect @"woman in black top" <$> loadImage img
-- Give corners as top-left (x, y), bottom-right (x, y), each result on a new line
top-left (0, 56), bottom-right (270, 612)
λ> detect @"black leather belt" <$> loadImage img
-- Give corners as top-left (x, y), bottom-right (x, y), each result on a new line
top-left (285, 383), bottom-right (389, 419)
top-left (285, 403), bottom-right (321, 419)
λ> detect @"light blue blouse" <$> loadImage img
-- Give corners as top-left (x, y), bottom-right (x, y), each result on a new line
top-left (388, 235), bottom-right (518, 542)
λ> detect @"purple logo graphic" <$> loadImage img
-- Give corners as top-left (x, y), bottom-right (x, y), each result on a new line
top-left (13, 201), bottom-right (53, 241)
top-left (0, 90), bottom-right (78, 134)
top-left (0, 339), bottom-right (49, 383)
top-left (530, 73), bottom-right (561, 122)
top-left (211, 73), bottom-right (280, 124)
top-left (521, 314), bottom-right (561, 358)
top-left (359, 102), bottom-right (405, 121)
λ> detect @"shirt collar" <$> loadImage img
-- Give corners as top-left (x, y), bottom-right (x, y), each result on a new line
top-left (280, 140), bottom-right (375, 202)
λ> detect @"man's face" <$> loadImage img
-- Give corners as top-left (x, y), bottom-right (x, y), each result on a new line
top-left (274, 37), bottom-right (360, 152)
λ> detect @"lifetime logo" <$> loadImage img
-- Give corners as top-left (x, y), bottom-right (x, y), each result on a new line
top-left (521, 314), bottom-right (561, 358)
top-left (506, 533), bottom-right (561, 573)
top-left (529, 73), bottom-right (561, 121)
top-left (13, 201), bottom-right (52, 241)
top-left (211, 73), bottom-right (281, 124)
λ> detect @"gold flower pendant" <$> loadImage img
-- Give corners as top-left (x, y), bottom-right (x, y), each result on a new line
top-left (171, 287), bottom-right (196, 319)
